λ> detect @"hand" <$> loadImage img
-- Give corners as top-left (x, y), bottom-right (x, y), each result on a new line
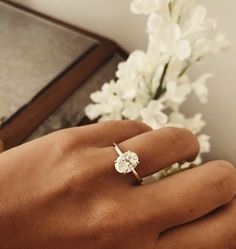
top-left (0, 121), bottom-right (235, 249)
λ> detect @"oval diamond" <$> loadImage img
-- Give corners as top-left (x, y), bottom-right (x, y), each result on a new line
top-left (115, 151), bottom-right (139, 174)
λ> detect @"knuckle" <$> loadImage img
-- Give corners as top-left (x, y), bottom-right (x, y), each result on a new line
top-left (208, 161), bottom-right (236, 203)
top-left (52, 129), bottom-right (80, 157)
top-left (163, 127), bottom-right (199, 155)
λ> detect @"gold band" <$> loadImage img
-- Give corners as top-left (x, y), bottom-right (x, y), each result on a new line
top-left (130, 168), bottom-right (142, 184)
top-left (113, 143), bottom-right (123, 156)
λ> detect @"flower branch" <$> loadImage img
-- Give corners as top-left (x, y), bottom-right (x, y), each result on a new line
top-left (85, 0), bottom-right (230, 178)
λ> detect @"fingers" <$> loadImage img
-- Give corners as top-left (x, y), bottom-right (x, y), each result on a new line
top-left (106, 127), bottom-right (199, 180)
top-left (141, 160), bottom-right (236, 232)
top-left (156, 198), bottom-right (236, 249)
top-left (59, 120), bottom-right (152, 147)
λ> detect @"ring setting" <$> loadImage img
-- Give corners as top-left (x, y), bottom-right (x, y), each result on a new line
top-left (113, 143), bottom-right (142, 184)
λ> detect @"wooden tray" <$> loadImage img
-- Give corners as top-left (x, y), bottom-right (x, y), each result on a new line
top-left (0, 0), bottom-right (127, 151)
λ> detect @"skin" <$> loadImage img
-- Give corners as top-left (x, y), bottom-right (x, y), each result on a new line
top-left (0, 120), bottom-right (235, 249)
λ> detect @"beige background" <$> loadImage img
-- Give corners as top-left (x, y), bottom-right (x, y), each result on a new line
top-left (11, 0), bottom-right (236, 163)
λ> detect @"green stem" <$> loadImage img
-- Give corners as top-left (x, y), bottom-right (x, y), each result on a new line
top-left (153, 63), bottom-right (169, 100)
top-left (179, 56), bottom-right (203, 77)
top-left (179, 63), bottom-right (190, 77)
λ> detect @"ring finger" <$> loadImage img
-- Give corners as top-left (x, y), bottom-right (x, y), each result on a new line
top-left (101, 127), bottom-right (199, 183)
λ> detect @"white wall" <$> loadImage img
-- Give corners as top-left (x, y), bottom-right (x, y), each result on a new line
top-left (13, 0), bottom-right (148, 51)
top-left (13, 0), bottom-right (236, 164)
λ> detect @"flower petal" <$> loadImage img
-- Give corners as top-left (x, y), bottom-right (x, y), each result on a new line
top-left (85, 104), bottom-right (102, 120)
top-left (131, 0), bottom-right (165, 15)
top-left (122, 101), bottom-right (143, 120)
top-left (198, 134), bottom-right (211, 153)
top-left (192, 73), bottom-right (213, 103)
top-left (175, 40), bottom-right (192, 60)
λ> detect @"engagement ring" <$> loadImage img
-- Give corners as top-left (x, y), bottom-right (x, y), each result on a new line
top-left (113, 143), bottom-right (142, 184)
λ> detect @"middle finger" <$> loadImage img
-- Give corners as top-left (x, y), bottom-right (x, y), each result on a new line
top-left (140, 160), bottom-right (236, 232)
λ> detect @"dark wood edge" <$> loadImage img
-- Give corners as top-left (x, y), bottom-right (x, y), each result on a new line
top-left (0, 140), bottom-right (4, 153)
top-left (0, 44), bottom-right (98, 129)
top-left (79, 116), bottom-right (95, 127)
top-left (116, 46), bottom-right (129, 60)
top-left (0, 41), bottom-right (118, 150)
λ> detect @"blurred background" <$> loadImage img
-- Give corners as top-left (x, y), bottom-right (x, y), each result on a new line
top-left (3, 0), bottom-right (236, 163)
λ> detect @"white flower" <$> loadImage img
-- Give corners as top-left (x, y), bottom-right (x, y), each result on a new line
top-left (150, 65), bottom-right (165, 96)
top-left (91, 81), bottom-right (121, 103)
top-left (168, 112), bottom-right (186, 128)
top-left (118, 79), bottom-right (139, 100)
top-left (171, 0), bottom-right (195, 22)
top-left (116, 51), bottom-right (155, 101)
top-left (192, 73), bottom-right (213, 103)
top-left (147, 14), bottom-right (192, 60)
top-left (192, 155), bottom-right (203, 165)
top-left (166, 59), bottom-right (187, 83)
top-left (130, 0), bottom-right (168, 15)
top-left (175, 39), bottom-right (192, 61)
top-left (85, 81), bottom-right (124, 120)
top-left (118, 78), bottom-right (152, 103)
top-left (186, 113), bottom-right (206, 134)
top-left (98, 113), bottom-right (122, 122)
top-left (182, 5), bottom-right (208, 35)
top-left (135, 89), bottom-right (151, 107)
top-left (192, 38), bottom-right (211, 60)
top-left (141, 100), bottom-right (168, 129)
top-left (192, 34), bottom-right (230, 60)
top-left (168, 112), bottom-right (206, 134)
top-left (84, 0), bottom-right (229, 179)
top-left (85, 104), bottom-right (102, 120)
top-left (122, 101), bottom-right (143, 120)
top-left (166, 80), bottom-right (191, 105)
top-left (198, 134), bottom-right (211, 153)
top-left (85, 95), bottom-right (123, 121)
top-left (116, 50), bottom-right (152, 80)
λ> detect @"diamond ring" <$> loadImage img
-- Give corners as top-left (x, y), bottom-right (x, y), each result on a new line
top-left (113, 143), bottom-right (142, 184)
